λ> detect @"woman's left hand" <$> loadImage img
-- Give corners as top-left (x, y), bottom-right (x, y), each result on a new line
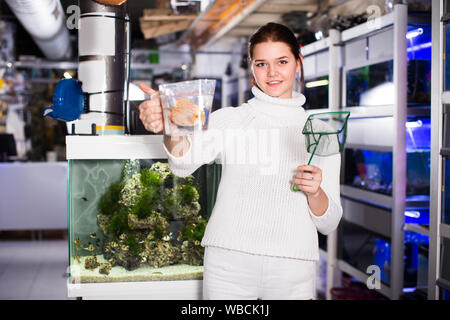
top-left (291, 165), bottom-right (322, 197)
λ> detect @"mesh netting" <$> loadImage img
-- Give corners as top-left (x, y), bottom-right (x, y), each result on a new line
top-left (291, 111), bottom-right (350, 192)
top-left (303, 111), bottom-right (350, 164)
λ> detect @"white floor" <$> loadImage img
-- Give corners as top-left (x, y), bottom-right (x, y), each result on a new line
top-left (0, 240), bottom-right (75, 300)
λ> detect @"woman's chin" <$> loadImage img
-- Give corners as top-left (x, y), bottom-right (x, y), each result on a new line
top-left (265, 88), bottom-right (292, 99)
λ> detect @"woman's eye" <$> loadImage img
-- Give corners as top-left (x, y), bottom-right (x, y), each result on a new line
top-left (256, 62), bottom-right (266, 67)
top-left (279, 60), bottom-right (288, 65)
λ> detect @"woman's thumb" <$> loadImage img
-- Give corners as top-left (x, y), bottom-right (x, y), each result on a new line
top-left (138, 82), bottom-right (156, 96)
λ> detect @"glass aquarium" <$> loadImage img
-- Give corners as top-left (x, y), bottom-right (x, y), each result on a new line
top-left (445, 23), bottom-right (450, 91)
top-left (339, 220), bottom-right (429, 287)
top-left (346, 60), bottom-right (394, 107)
top-left (444, 157), bottom-right (450, 225)
top-left (406, 24), bottom-right (431, 107)
top-left (440, 237), bottom-right (450, 292)
top-left (344, 149), bottom-right (430, 197)
top-left (68, 158), bottom-right (221, 284)
top-left (304, 76), bottom-right (329, 110)
top-left (344, 118), bottom-right (430, 197)
top-left (346, 23), bottom-right (431, 107)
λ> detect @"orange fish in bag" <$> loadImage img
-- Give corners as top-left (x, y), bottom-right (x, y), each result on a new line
top-left (169, 98), bottom-right (206, 127)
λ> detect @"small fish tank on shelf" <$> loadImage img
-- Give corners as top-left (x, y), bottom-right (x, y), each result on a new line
top-left (338, 220), bottom-right (429, 289)
top-left (345, 23), bottom-right (431, 109)
top-left (444, 157), bottom-right (450, 225)
top-left (343, 117), bottom-right (431, 214)
top-left (66, 135), bottom-right (221, 299)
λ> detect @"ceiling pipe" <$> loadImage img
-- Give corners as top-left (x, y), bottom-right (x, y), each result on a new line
top-left (5, 0), bottom-right (72, 60)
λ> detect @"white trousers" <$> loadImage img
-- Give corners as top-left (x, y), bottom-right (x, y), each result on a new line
top-left (203, 246), bottom-right (317, 300)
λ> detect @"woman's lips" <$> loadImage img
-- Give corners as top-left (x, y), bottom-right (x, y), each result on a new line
top-left (266, 80), bottom-right (282, 87)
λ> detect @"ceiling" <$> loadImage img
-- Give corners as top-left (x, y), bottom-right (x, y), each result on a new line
top-left (0, 0), bottom-right (430, 59)
top-left (226, 0), bottom-right (320, 38)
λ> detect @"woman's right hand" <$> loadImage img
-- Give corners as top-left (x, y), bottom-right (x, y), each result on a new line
top-left (138, 82), bottom-right (164, 134)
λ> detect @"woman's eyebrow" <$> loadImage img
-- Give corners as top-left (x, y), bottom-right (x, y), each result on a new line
top-left (253, 56), bottom-right (289, 62)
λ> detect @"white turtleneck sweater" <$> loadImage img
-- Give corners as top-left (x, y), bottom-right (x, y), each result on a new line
top-left (163, 86), bottom-right (343, 261)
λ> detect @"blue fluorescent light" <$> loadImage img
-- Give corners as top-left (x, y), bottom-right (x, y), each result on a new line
top-left (405, 211), bottom-right (421, 219)
top-left (406, 120), bottom-right (423, 129)
top-left (406, 28), bottom-right (423, 40)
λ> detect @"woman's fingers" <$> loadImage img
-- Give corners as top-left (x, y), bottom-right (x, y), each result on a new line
top-left (139, 99), bottom-right (161, 114)
top-left (143, 119), bottom-right (163, 133)
top-left (291, 177), bottom-right (315, 187)
top-left (138, 82), bottom-right (157, 97)
top-left (297, 165), bottom-right (321, 174)
top-left (292, 164), bottom-right (322, 194)
top-left (138, 93), bottom-right (164, 133)
top-left (295, 165), bottom-right (322, 180)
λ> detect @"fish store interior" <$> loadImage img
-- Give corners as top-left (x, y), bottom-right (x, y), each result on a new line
top-left (0, 0), bottom-right (449, 301)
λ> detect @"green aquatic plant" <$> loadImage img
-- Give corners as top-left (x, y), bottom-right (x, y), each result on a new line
top-left (125, 234), bottom-right (141, 255)
top-left (98, 180), bottom-right (122, 216)
top-left (184, 216), bottom-right (207, 243)
top-left (107, 208), bottom-right (130, 236)
top-left (140, 168), bottom-right (164, 188)
top-left (130, 188), bottom-right (157, 219)
top-left (178, 184), bottom-right (198, 205)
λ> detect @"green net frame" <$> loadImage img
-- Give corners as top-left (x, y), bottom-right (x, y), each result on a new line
top-left (292, 111), bottom-right (350, 192)
top-left (303, 111), bottom-right (350, 164)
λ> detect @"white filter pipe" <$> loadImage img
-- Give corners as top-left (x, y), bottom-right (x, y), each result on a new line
top-left (5, 0), bottom-right (71, 60)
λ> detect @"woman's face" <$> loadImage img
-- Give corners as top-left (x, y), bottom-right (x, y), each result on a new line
top-left (251, 41), bottom-right (301, 99)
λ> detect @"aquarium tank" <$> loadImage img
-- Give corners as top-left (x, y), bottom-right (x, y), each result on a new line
top-left (344, 118), bottom-right (430, 198)
top-left (445, 23), bottom-right (450, 91)
top-left (346, 23), bottom-right (431, 108)
top-left (346, 60), bottom-right (394, 107)
top-left (444, 157), bottom-right (450, 225)
top-left (68, 159), bottom-right (221, 284)
top-left (339, 221), bottom-right (429, 288)
top-left (304, 76), bottom-right (329, 110)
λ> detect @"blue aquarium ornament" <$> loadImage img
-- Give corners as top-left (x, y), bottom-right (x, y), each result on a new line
top-left (43, 78), bottom-right (86, 121)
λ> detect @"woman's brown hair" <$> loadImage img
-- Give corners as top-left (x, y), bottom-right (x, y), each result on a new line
top-left (248, 22), bottom-right (305, 93)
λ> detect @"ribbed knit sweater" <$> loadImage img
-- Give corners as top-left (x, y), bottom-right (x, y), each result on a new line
top-left (163, 86), bottom-right (343, 261)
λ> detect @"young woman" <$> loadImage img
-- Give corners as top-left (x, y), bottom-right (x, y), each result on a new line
top-left (138, 22), bottom-right (342, 300)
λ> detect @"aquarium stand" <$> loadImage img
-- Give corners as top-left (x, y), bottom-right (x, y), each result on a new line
top-left (67, 279), bottom-right (203, 300)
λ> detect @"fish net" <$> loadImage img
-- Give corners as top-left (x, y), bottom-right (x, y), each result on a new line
top-left (292, 111), bottom-right (350, 192)
top-left (303, 111), bottom-right (350, 163)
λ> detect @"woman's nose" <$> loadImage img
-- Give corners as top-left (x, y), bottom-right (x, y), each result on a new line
top-left (267, 65), bottom-right (277, 76)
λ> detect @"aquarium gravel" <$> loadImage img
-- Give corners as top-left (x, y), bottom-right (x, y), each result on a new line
top-left (71, 255), bottom-right (203, 283)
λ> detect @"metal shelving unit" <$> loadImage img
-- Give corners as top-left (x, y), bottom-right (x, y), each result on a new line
top-left (332, 4), bottom-right (432, 300)
top-left (429, 0), bottom-right (449, 300)
top-left (300, 29), bottom-right (343, 300)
